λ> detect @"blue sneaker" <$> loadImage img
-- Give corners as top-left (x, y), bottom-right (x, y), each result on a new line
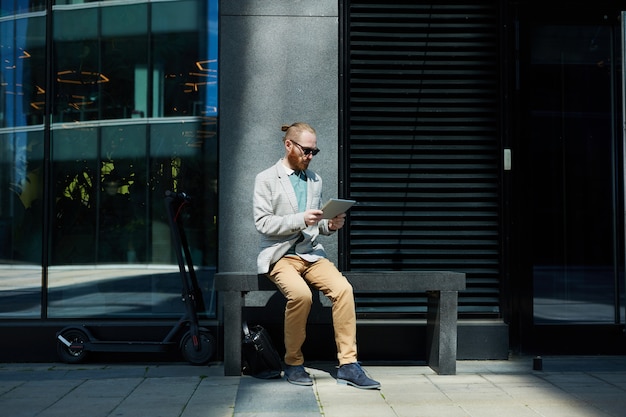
top-left (337, 363), bottom-right (381, 389)
top-left (284, 365), bottom-right (313, 386)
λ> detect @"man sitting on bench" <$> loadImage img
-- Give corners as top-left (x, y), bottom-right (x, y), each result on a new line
top-left (253, 122), bottom-right (380, 390)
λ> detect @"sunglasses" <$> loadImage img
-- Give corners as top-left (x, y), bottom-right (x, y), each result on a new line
top-left (290, 140), bottom-right (320, 157)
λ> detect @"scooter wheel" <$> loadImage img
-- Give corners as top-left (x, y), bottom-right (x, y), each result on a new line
top-left (180, 330), bottom-right (215, 365)
top-left (56, 328), bottom-right (89, 364)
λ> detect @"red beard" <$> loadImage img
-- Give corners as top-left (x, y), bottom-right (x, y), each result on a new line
top-left (286, 149), bottom-right (310, 172)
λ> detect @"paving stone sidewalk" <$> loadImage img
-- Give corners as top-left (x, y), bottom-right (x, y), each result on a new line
top-left (1, 356), bottom-right (625, 417)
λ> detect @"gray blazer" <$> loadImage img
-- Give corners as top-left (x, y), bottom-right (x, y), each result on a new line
top-left (254, 160), bottom-right (334, 273)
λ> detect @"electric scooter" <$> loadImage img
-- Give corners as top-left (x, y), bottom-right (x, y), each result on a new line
top-left (55, 191), bottom-right (216, 365)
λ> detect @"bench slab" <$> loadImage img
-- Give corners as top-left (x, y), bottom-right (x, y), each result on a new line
top-left (215, 271), bottom-right (465, 376)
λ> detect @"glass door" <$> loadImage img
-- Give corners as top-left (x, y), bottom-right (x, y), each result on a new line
top-left (527, 19), bottom-right (625, 326)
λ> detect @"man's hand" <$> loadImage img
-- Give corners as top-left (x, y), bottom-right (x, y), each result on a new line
top-left (305, 209), bottom-right (324, 226)
top-left (328, 212), bottom-right (346, 231)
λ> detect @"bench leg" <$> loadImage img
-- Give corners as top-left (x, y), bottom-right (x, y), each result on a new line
top-left (426, 290), bottom-right (458, 375)
top-left (222, 291), bottom-right (243, 376)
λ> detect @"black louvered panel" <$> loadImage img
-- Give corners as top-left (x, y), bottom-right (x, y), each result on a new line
top-left (346, 1), bottom-right (501, 316)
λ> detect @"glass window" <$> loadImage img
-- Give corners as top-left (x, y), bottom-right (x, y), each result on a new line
top-left (101, 4), bottom-right (149, 120)
top-left (47, 119), bottom-right (217, 318)
top-left (0, 15), bottom-right (46, 127)
top-left (530, 24), bottom-right (623, 324)
top-left (1, 0), bottom-right (218, 320)
top-left (152, 0), bottom-right (209, 117)
top-left (52, 1), bottom-right (213, 122)
top-left (1, 0), bottom-right (45, 17)
top-left (99, 124), bottom-right (148, 263)
top-left (147, 120), bottom-right (218, 267)
top-left (50, 126), bottom-right (98, 264)
top-left (52, 4), bottom-right (151, 122)
top-left (52, 7), bottom-right (100, 122)
top-left (0, 129), bottom-right (44, 317)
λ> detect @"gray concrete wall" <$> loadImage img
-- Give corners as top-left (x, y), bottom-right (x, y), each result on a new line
top-left (218, 1), bottom-right (340, 273)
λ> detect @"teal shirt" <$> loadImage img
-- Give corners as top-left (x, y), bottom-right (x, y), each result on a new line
top-left (289, 170), bottom-right (307, 211)
top-left (286, 170), bottom-right (307, 255)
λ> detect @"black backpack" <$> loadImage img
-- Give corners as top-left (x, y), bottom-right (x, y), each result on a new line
top-left (241, 322), bottom-right (283, 379)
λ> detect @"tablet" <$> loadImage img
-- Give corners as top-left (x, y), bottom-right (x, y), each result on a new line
top-left (321, 198), bottom-right (356, 219)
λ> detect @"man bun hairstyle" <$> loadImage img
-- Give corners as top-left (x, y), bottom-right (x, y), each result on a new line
top-left (281, 122), bottom-right (316, 142)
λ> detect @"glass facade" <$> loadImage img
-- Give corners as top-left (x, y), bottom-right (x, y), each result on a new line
top-left (0, 0), bottom-right (218, 319)
top-left (528, 22), bottom-right (625, 325)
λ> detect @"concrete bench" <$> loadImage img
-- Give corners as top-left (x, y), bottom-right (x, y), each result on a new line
top-left (214, 270), bottom-right (466, 376)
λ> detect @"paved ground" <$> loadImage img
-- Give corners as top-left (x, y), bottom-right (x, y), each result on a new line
top-left (1, 356), bottom-right (626, 416)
